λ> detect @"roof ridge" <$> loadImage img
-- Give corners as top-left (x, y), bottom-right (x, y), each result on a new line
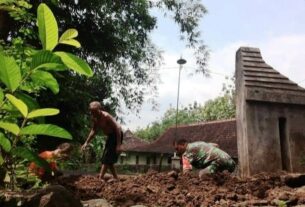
top-left (236, 46), bottom-right (305, 105)
top-left (168, 118), bottom-right (236, 129)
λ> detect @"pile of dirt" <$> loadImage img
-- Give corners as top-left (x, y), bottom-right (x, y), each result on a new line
top-left (57, 171), bottom-right (305, 207)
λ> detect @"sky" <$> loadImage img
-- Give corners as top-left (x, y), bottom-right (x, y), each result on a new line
top-left (122, 0), bottom-right (305, 131)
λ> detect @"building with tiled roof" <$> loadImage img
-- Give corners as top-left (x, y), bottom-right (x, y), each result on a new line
top-left (128, 119), bottom-right (237, 158)
top-left (120, 119), bottom-right (237, 171)
top-left (122, 129), bottom-right (148, 151)
top-left (118, 130), bottom-right (149, 166)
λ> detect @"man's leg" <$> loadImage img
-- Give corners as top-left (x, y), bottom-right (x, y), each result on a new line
top-left (199, 162), bottom-right (219, 178)
top-left (198, 168), bottom-right (211, 179)
top-left (225, 158), bottom-right (236, 173)
top-left (108, 164), bottom-right (118, 179)
top-left (99, 164), bottom-right (108, 180)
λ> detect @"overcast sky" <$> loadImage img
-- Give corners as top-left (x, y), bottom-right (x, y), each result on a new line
top-left (122, 0), bottom-right (305, 131)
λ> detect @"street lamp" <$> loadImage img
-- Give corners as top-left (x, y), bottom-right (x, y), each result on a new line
top-left (170, 57), bottom-right (187, 169)
top-left (175, 57), bottom-right (186, 141)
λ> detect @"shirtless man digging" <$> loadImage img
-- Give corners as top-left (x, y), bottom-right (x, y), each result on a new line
top-left (81, 101), bottom-right (123, 180)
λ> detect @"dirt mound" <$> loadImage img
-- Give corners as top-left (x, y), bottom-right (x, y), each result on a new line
top-left (57, 171), bottom-right (305, 207)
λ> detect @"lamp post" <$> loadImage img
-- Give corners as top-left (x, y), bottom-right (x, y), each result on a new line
top-left (171, 57), bottom-right (186, 170)
top-left (175, 57), bottom-right (187, 141)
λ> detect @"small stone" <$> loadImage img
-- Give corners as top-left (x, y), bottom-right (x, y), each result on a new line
top-left (146, 185), bottom-right (159, 193)
top-left (167, 170), bottom-right (178, 179)
top-left (167, 184), bottom-right (175, 191)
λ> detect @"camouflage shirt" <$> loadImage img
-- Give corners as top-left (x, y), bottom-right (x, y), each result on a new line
top-left (182, 141), bottom-right (235, 173)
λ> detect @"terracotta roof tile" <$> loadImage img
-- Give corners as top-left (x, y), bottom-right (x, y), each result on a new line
top-left (128, 119), bottom-right (237, 158)
top-left (122, 130), bottom-right (148, 151)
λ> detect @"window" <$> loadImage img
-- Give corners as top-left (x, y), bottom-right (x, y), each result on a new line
top-left (146, 157), bottom-right (150, 165)
top-left (167, 156), bottom-right (172, 164)
top-left (136, 155), bottom-right (139, 165)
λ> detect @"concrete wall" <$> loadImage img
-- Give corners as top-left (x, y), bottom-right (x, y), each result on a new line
top-left (236, 48), bottom-right (250, 177)
top-left (236, 47), bottom-right (305, 177)
top-left (246, 102), bottom-right (305, 174)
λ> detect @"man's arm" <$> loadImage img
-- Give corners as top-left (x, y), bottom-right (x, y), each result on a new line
top-left (182, 156), bottom-right (192, 173)
top-left (81, 125), bottom-right (97, 151)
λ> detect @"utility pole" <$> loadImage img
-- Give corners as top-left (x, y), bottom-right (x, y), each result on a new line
top-left (170, 57), bottom-right (187, 171)
top-left (175, 57), bottom-right (187, 142)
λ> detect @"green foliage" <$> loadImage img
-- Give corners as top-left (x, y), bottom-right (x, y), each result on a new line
top-left (37, 3), bottom-right (58, 51)
top-left (277, 200), bottom-right (287, 207)
top-left (0, 132), bottom-right (11, 152)
top-left (135, 93), bottom-right (235, 141)
top-left (0, 0), bottom-right (33, 22)
top-left (58, 144), bottom-right (82, 170)
top-left (0, 53), bottom-right (22, 92)
top-left (27, 108), bottom-right (59, 119)
top-left (54, 52), bottom-right (93, 77)
top-left (30, 70), bottom-right (59, 94)
top-left (0, 2), bottom-right (92, 189)
top-left (6, 94), bottom-right (28, 117)
top-left (8, 0), bottom-right (207, 142)
top-left (59, 29), bottom-right (81, 48)
top-left (200, 95), bottom-right (235, 121)
top-left (91, 134), bottom-right (106, 161)
top-left (20, 124), bottom-right (72, 139)
top-left (135, 102), bottom-right (204, 141)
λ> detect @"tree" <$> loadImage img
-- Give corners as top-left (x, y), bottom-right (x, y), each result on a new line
top-left (135, 102), bottom-right (205, 141)
top-left (1, 0), bottom-right (208, 141)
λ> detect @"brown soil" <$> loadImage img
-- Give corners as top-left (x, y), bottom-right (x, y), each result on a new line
top-left (57, 171), bottom-right (305, 207)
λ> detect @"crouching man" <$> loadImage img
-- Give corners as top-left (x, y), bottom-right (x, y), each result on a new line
top-left (29, 143), bottom-right (72, 181)
top-left (174, 139), bottom-right (235, 177)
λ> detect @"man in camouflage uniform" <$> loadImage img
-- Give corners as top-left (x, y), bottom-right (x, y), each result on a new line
top-left (174, 139), bottom-right (235, 176)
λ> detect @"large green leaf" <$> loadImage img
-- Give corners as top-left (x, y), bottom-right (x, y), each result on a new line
top-left (6, 94), bottom-right (28, 117)
top-left (55, 52), bottom-right (93, 77)
top-left (37, 3), bottom-right (58, 51)
top-left (0, 122), bottom-right (20, 135)
top-left (0, 53), bottom-right (21, 92)
top-left (59, 29), bottom-right (78, 41)
top-left (28, 108), bottom-right (59, 119)
top-left (15, 93), bottom-right (45, 123)
top-left (0, 132), bottom-right (11, 152)
top-left (58, 28), bottom-right (80, 48)
top-left (58, 39), bottom-right (81, 48)
top-left (30, 70), bottom-right (59, 94)
top-left (35, 63), bottom-right (67, 71)
top-left (12, 147), bottom-right (51, 172)
top-left (15, 92), bottom-right (40, 111)
top-left (30, 50), bottom-right (64, 70)
top-left (0, 155), bottom-right (3, 165)
top-left (20, 124), bottom-right (72, 139)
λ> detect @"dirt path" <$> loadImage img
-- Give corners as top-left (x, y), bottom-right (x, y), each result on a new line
top-left (58, 171), bottom-right (305, 207)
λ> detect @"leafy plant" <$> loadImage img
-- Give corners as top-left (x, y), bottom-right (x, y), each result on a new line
top-left (58, 143), bottom-right (82, 170)
top-left (277, 200), bottom-right (287, 207)
top-left (0, 3), bottom-right (93, 189)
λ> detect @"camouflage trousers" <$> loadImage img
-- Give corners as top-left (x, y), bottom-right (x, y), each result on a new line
top-left (199, 157), bottom-right (236, 176)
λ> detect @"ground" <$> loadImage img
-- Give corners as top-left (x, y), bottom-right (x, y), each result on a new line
top-left (57, 170), bottom-right (305, 207)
